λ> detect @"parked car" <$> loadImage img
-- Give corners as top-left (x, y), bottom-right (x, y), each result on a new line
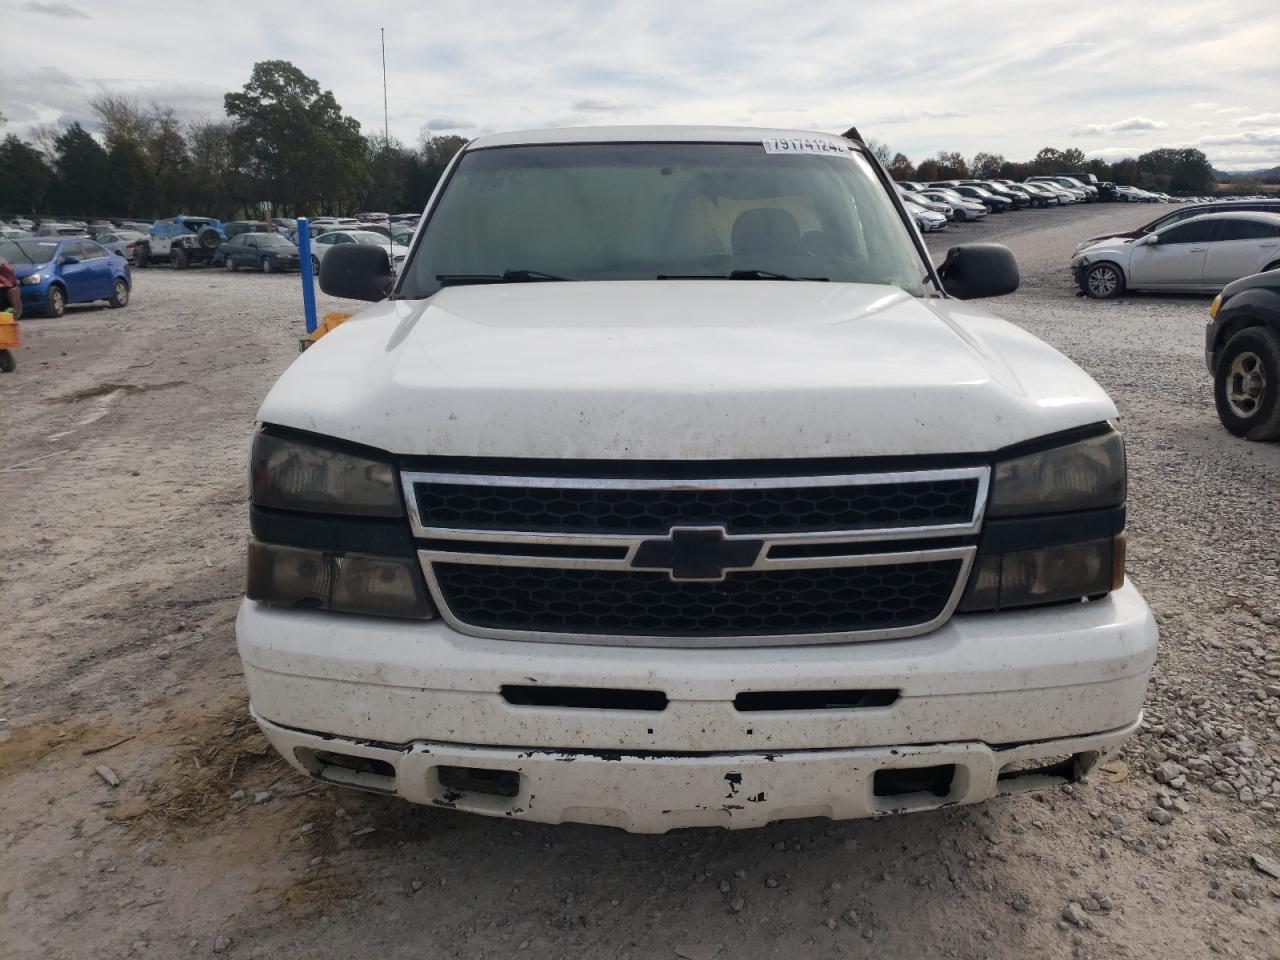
top-left (224, 220), bottom-right (275, 240)
top-left (95, 230), bottom-right (147, 260)
top-left (917, 188), bottom-right (988, 222)
top-left (242, 125), bottom-right (1157, 833)
top-left (35, 222), bottom-right (84, 237)
top-left (1027, 181), bottom-right (1079, 204)
top-left (141, 216), bottom-right (227, 268)
top-left (1205, 266), bottom-right (1280, 440)
top-left (1012, 182), bottom-right (1062, 206)
top-left (1075, 200), bottom-right (1280, 252)
top-left (272, 218), bottom-right (298, 235)
top-left (1072, 212), bottom-right (1280, 299)
top-left (1, 236), bottom-right (131, 317)
top-left (362, 223), bottom-right (417, 245)
top-left (0, 225), bottom-right (33, 239)
top-left (215, 232), bottom-right (302, 273)
top-left (1028, 176), bottom-right (1096, 202)
top-left (962, 181), bottom-right (1029, 209)
top-left (932, 183), bottom-right (1011, 213)
top-left (899, 189), bottom-right (952, 220)
top-left (902, 198), bottom-right (948, 231)
top-left (309, 229), bottom-right (409, 272)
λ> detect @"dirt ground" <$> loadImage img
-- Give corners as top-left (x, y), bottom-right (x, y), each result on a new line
top-left (2, 204), bottom-right (1277, 960)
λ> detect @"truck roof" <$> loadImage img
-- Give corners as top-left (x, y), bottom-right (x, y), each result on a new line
top-left (468, 125), bottom-right (853, 150)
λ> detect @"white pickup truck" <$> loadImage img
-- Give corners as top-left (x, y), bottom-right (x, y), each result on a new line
top-left (237, 126), bottom-right (1157, 833)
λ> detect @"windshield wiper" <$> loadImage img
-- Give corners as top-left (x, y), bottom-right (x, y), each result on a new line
top-left (657, 269), bottom-right (829, 281)
top-left (436, 270), bottom-right (573, 286)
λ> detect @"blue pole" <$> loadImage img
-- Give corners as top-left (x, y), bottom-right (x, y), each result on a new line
top-left (298, 216), bottom-right (318, 334)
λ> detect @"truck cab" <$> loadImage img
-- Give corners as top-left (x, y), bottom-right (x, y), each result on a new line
top-left (237, 126), bottom-right (1156, 832)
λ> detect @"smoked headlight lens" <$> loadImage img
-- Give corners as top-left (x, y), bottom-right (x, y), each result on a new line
top-left (247, 541), bottom-right (433, 620)
top-left (989, 430), bottom-right (1125, 517)
top-left (960, 428), bottom-right (1129, 613)
top-left (251, 430), bottom-right (402, 517)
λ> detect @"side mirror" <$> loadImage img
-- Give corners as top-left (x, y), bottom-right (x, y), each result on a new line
top-left (936, 243), bottom-right (1020, 300)
top-left (318, 244), bottom-right (394, 302)
top-left (1139, 233), bottom-right (1159, 246)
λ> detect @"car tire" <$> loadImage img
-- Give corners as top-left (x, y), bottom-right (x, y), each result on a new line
top-left (262, 257), bottom-right (275, 274)
top-left (1214, 327), bottom-right (1280, 441)
top-left (1083, 262), bottom-right (1125, 299)
top-left (172, 248), bottom-right (189, 269)
top-left (108, 278), bottom-right (129, 309)
top-left (45, 285), bottom-right (65, 317)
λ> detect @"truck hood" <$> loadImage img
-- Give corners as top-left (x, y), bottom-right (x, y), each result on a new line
top-left (259, 281), bottom-right (1116, 459)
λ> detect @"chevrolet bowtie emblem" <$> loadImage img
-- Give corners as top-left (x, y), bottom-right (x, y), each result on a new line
top-left (631, 527), bottom-right (764, 582)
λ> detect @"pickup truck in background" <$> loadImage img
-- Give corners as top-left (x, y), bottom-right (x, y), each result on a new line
top-left (236, 125), bottom-right (1158, 833)
top-left (139, 216), bottom-right (227, 268)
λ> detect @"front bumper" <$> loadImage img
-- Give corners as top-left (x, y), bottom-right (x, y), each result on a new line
top-left (238, 582), bottom-right (1156, 830)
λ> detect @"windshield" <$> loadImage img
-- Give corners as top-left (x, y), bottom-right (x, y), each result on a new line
top-left (0, 239), bottom-right (59, 264)
top-left (400, 142), bottom-right (929, 298)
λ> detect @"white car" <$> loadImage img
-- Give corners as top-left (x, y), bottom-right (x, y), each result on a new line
top-left (903, 197), bottom-right (948, 231)
top-left (918, 188), bottom-right (988, 222)
top-left (1072, 211), bottom-right (1280, 298)
top-left (309, 229), bottom-right (409, 273)
top-left (238, 125), bottom-right (1156, 833)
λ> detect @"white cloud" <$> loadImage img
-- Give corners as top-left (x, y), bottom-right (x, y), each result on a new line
top-left (1190, 102), bottom-right (1219, 110)
top-left (571, 98), bottom-right (634, 114)
top-left (23, 1), bottom-right (90, 18)
top-left (1215, 106), bottom-right (1250, 115)
top-left (1084, 147), bottom-right (1144, 161)
top-left (1196, 129), bottom-right (1280, 147)
top-left (1072, 116), bottom-right (1168, 136)
top-left (423, 117), bottom-right (476, 130)
top-left (1238, 113), bottom-right (1280, 128)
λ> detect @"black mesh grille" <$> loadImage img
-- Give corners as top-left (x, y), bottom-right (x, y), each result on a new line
top-left (433, 560), bottom-right (962, 637)
top-left (415, 478), bottom-right (978, 535)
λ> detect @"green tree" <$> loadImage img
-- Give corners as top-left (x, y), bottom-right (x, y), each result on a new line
top-left (1032, 148), bottom-right (1064, 175)
top-left (887, 152), bottom-right (916, 180)
top-left (225, 60), bottom-right (370, 214)
top-left (970, 151), bottom-right (1004, 179)
top-left (934, 151), bottom-right (969, 179)
top-left (1136, 148), bottom-right (1213, 193)
top-left (50, 123), bottom-right (112, 215)
top-left (0, 135), bottom-right (54, 213)
top-left (915, 158), bottom-right (941, 182)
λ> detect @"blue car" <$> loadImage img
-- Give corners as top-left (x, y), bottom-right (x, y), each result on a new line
top-left (2, 236), bottom-right (132, 317)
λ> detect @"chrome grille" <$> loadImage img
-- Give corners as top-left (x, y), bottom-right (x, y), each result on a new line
top-left (403, 467), bottom-right (988, 647)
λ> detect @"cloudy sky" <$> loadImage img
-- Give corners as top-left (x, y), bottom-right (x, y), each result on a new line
top-left (2, 0), bottom-right (1277, 171)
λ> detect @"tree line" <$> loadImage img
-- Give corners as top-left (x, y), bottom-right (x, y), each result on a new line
top-left (0, 60), bottom-right (1226, 221)
top-left (0, 60), bottom-right (467, 221)
top-left (865, 140), bottom-right (1217, 193)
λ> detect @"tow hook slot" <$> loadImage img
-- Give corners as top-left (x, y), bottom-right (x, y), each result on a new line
top-left (873, 764), bottom-right (956, 799)
top-left (296, 748), bottom-right (397, 793)
top-left (437, 765), bottom-right (521, 798)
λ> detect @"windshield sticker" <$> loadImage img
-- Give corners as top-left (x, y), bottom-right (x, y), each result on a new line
top-left (761, 137), bottom-right (850, 157)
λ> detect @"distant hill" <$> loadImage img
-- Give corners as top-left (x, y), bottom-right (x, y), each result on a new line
top-left (1214, 166), bottom-right (1280, 182)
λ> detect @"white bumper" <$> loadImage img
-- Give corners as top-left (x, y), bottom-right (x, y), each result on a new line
top-left (237, 582), bottom-right (1156, 832)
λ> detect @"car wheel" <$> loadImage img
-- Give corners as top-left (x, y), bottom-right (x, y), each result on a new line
top-left (108, 278), bottom-right (129, 309)
top-left (1214, 327), bottom-right (1280, 441)
top-left (45, 285), bottom-right (65, 317)
top-left (172, 248), bottom-right (189, 269)
top-left (1083, 262), bottom-right (1125, 299)
top-left (262, 257), bottom-right (275, 274)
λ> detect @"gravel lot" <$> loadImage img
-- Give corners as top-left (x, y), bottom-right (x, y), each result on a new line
top-left (1, 203), bottom-right (1277, 960)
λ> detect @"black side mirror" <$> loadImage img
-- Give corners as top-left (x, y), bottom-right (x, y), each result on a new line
top-left (937, 243), bottom-right (1020, 299)
top-left (318, 244), bottom-right (394, 301)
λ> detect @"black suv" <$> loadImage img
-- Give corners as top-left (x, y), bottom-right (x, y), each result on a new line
top-left (1205, 267), bottom-right (1280, 441)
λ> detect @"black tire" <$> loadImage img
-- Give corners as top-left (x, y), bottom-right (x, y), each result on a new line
top-left (1082, 262), bottom-right (1125, 299)
top-left (45, 285), bottom-right (65, 317)
top-left (262, 257), bottom-right (275, 274)
top-left (197, 226), bottom-right (221, 250)
top-left (1213, 326), bottom-right (1280, 441)
top-left (172, 247), bottom-right (189, 269)
top-left (0, 349), bottom-right (14, 373)
top-left (108, 278), bottom-right (129, 309)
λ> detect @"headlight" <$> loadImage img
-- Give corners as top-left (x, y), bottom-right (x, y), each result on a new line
top-left (1208, 294), bottom-right (1222, 320)
top-left (989, 429), bottom-right (1125, 517)
top-left (251, 430), bottom-right (402, 516)
top-left (247, 429), bottom-right (434, 619)
top-left (20, 273), bottom-right (42, 285)
top-left (960, 428), bottom-right (1128, 613)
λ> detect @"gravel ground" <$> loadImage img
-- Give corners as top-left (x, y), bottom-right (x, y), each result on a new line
top-left (1, 203), bottom-right (1277, 960)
